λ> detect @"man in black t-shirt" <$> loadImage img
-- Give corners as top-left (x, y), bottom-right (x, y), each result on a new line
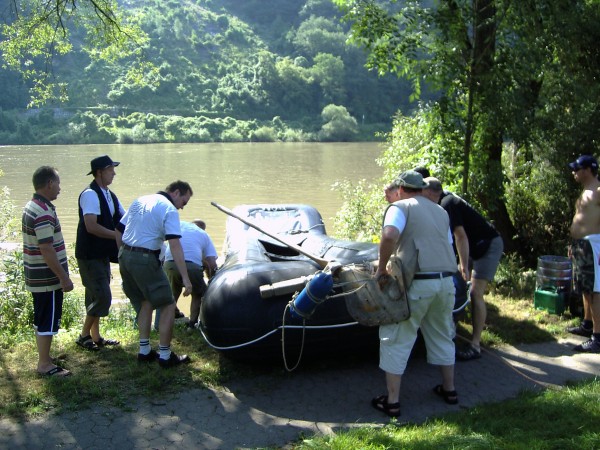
top-left (424, 178), bottom-right (504, 361)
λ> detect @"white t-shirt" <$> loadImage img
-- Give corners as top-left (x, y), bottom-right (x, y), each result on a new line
top-left (80, 187), bottom-right (125, 217)
top-left (119, 193), bottom-right (181, 250)
top-left (164, 221), bottom-right (217, 265)
top-left (384, 200), bottom-right (453, 244)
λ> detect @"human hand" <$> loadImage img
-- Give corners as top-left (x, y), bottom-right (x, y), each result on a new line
top-left (461, 266), bottom-right (471, 282)
top-left (61, 277), bottom-right (74, 293)
top-left (182, 281), bottom-right (193, 296)
top-left (375, 269), bottom-right (391, 290)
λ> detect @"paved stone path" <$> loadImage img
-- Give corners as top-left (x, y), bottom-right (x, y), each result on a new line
top-left (1, 336), bottom-right (599, 449)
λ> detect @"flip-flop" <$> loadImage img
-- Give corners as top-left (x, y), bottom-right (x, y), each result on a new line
top-left (40, 366), bottom-right (72, 377)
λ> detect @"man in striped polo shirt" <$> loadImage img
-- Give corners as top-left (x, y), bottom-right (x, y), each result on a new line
top-left (22, 166), bottom-right (74, 377)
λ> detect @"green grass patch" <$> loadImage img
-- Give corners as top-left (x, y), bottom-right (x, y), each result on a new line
top-left (294, 379), bottom-right (600, 449)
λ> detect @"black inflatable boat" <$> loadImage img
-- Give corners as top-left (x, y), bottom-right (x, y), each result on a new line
top-left (199, 204), bottom-right (468, 365)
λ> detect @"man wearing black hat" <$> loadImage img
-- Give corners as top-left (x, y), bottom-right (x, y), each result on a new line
top-left (75, 155), bottom-right (125, 351)
top-left (568, 154), bottom-right (600, 353)
top-left (371, 170), bottom-right (458, 417)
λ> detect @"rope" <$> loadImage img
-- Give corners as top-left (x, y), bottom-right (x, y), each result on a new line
top-left (327, 279), bottom-right (371, 299)
top-left (454, 333), bottom-right (563, 390)
top-left (281, 303), bottom-right (306, 372)
top-left (199, 320), bottom-right (360, 351)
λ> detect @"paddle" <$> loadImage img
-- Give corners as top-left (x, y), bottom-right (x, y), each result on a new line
top-left (211, 202), bottom-right (331, 269)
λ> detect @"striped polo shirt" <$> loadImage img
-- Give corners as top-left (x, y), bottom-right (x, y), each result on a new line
top-left (22, 194), bottom-right (69, 292)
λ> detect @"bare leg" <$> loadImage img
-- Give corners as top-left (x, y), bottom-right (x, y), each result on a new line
top-left (189, 293), bottom-right (202, 324)
top-left (36, 332), bottom-right (54, 373)
top-left (81, 315), bottom-right (95, 338)
top-left (82, 316), bottom-right (101, 341)
top-left (582, 293), bottom-right (593, 323)
top-left (439, 364), bottom-right (455, 392)
top-left (137, 300), bottom-right (153, 340)
top-left (385, 371), bottom-right (402, 404)
top-left (591, 293), bottom-right (600, 333)
top-left (470, 278), bottom-right (489, 350)
top-left (158, 302), bottom-right (175, 347)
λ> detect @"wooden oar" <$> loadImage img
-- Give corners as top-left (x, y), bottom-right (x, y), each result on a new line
top-left (211, 202), bottom-right (331, 269)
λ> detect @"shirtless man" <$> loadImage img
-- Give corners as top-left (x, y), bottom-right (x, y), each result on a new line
top-left (568, 154), bottom-right (600, 353)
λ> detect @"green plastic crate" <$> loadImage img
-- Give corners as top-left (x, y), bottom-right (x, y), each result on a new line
top-left (534, 289), bottom-right (566, 315)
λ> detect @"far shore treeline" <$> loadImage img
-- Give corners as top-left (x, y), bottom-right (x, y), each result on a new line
top-left (0, 0), bottom-right (417, 145)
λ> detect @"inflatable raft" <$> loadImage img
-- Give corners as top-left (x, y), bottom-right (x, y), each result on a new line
top-left (199, 204), bottom-right (468, 365)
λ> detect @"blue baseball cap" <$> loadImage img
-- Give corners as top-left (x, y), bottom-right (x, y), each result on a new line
top-left (568, 154), bottom-right (598, 171)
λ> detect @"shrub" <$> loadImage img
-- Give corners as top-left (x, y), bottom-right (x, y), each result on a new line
top-left (319, 104), bottom-right (358, 141)
top-left (0, 251), bottom-right (32, 345)
top-left (250, 126), bottom-right (278, 142)
top-left (0, 250), bottom-right (85, 348)
top-left (220, 128), bottom-right (244, 142)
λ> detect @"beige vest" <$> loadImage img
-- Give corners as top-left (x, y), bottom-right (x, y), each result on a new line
top-left (387, 196), bottom-right (457, 279)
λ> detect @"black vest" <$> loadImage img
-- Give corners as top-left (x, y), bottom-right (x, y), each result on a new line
top-left (75, 181), bottom-right (123, 263)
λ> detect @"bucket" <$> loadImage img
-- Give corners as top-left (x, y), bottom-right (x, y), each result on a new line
top-left (536, 255), bottom-right (572, 294)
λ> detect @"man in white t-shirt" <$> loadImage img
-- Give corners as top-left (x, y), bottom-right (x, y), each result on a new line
top-left (116, 181), bottom-right (194, 368)
top-left (75, 155), bottom-right (125, 352)
top-left (159, 219), bottom-right (218, 329)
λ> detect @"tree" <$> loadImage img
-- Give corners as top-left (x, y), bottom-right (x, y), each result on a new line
top-left (291, 15), bottom-right (347, 57)
top-left (0, 0), bottom-right (149, 106)
top-left (334, 0), bottom-right (600, 258)
top-left (311, 53), bottom-right (346, 106)
top-left (319, 103), bottom-right (358, 141)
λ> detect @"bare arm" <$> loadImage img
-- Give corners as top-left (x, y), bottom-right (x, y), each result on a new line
top-left (375, 225), bottom-right (400, 287)
top-left (115, 228), bottom-right (123, 249)
top-left (168, 238), bottom-right (192, 296)
top-left (39, 242), bottom-right (73, 292)
top-left (83, 214), bottom-right (118, 240)
top-left (453, 225), bottom-right (470, 281)
top-left (203, 255), bottom-right (218, 279)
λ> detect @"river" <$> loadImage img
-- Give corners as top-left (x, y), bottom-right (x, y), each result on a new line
top-left (0, 142), bottom-right (385, 252)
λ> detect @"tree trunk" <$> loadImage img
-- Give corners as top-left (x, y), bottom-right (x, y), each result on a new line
top-left (469, 0), bottom-right (518, 253)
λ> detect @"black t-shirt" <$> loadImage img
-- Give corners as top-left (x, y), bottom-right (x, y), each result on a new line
top-left (440, 191), bottom-right (499, 259)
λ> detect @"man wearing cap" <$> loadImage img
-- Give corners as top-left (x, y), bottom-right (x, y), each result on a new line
top-left (568, 154), bottom-right (600, 353)
top-left (75, 155), bottom-right (125, 351)
top-left (371, 170), bottom-right (458, 417)
top-left (115, 181), bottom-right (194, 368)
top-left (423, 176), bottom-right (503, 361)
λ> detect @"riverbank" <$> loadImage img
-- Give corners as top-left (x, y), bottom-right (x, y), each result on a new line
top-left (1, 336), bottom-right (598, 449)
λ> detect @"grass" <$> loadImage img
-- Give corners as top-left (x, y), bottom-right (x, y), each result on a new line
top-left (1, 288), bottom-right (598, 450)
top-left (0, 302), bottom-right (243, 419)
top-left (294, 379), bottom-right (600, 449)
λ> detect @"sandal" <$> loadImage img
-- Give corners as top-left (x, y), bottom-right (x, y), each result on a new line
top-left (76, 335), bottom-right (99, 351)
top-left (94, 337), bottom-right (120, 347)
top-left (456, 344), bottom-right (481, 361)
top-left (371, 394), bottom-right (401, 417)
top-left (40, 366), bottom-right (72, 377)
top-left (433, 385), bottom-right (458, 405)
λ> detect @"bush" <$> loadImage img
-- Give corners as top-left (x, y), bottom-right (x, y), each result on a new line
top-left (0, 251), bottom-right (32, 345)
top-left (220, 128), bottom-right (244, 142)
top-left (319, 104), bottom-right (358, 141)
top-left (0, 250), bottom-right (85, 348)
top-left (250, 126), bottom-right (278, 142)
top-left (0, 184), bottom-right (19, 242)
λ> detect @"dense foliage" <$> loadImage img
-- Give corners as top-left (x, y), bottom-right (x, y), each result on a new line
top-left (0, 0), bottom-right (415, 142)
top-left (333, 0), bottom-right (600, 265)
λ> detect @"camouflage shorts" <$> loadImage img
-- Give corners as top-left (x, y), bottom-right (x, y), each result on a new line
top-left (571, 239), bottom-right (595, 294)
